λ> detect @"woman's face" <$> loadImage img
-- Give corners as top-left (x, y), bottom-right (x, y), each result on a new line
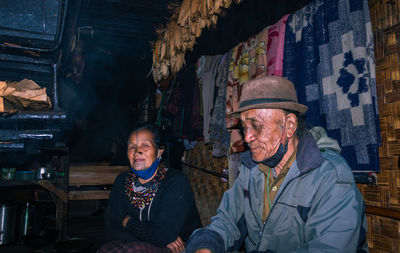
top-left (127, 129), bottom-right (163, 171)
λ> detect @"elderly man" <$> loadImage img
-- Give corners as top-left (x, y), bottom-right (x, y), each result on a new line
top-left (186, 76), bottom-right (368, 253)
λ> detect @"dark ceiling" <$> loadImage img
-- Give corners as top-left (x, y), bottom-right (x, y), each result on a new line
top-left (74, 0), bottom-right (313, 63)
top-left (76, 0), bottom-right (175, 58)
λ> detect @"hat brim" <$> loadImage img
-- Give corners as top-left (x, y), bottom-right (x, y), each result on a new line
top-left (228, 102), bottom-right (308, 118)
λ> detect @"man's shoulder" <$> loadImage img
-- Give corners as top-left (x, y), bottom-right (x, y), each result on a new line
top-left (318, 149), bottom-right (355, 185)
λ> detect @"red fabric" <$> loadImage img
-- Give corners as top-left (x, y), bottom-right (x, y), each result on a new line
top-left (97, 241), bottom-right (171, 253)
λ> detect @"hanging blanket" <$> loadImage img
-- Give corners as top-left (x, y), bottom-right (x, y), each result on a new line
top-left (283, 0), bottom-right (380, 172)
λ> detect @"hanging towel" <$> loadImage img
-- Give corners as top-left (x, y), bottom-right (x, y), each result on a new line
top-left (283, 0), bottom-right (380, 172)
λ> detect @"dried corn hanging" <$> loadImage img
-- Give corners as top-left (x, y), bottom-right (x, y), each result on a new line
top-left (151, 0), bottom-right (243, 83)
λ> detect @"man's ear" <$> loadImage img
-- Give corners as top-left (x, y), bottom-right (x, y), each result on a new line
top-left (158, 148), bottom-right (165, 158)
top-left (286, 113), bottom-right (298, 138)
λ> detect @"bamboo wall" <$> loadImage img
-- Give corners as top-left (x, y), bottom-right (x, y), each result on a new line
top-left (355, 1), bottom-right (400, 252)
top-left (182, 141), bottom-right (229, 226)
top-left (184, 0), bottom-right (400, 251)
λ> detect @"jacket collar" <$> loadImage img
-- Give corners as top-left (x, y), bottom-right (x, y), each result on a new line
top-left (240, 130), bottom-right (324, 175)
top-left (296, 130), bottom-right (324, 174)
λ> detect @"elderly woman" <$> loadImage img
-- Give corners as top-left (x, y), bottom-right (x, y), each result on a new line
top-left (103, 124), bottom-right (202, 253)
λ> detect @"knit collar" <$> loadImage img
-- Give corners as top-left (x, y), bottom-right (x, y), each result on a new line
top-left (124, 163), bottom-right (167, 209)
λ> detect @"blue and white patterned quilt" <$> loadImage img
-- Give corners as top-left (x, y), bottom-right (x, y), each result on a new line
top-left (283, 0), bottom-right (381, 172)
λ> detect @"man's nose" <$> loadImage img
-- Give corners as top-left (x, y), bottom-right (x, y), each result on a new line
top-left (244, 128), bottom-right (255, 143)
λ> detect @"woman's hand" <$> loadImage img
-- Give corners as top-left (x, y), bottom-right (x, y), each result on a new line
top-left (166, 236), bottom-right (185, 253)
top-left (122, 215), bottom-right (131, 228)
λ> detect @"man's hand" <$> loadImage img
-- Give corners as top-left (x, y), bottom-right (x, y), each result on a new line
top-left (195, 249), bottom-right (212, 253)
top-left (166, 236), bottom-right (185, 253)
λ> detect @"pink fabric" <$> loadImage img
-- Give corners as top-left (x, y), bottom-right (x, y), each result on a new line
top-left (266, 14), bottom-right (290, 77)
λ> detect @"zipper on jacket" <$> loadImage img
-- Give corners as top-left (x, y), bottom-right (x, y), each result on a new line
top-left (255, 175), bottom-right (298, 250)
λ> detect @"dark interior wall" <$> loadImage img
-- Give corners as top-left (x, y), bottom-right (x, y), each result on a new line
top-left (60, 45), bottom-right (155, 164)
top-left (58, 0), bottom-right (164, 164)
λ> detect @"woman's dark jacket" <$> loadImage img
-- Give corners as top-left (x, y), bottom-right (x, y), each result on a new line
top-left (105, 167), bottom-right (202, 247)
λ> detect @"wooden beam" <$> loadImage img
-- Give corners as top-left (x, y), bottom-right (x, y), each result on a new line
top-left (182, 162), bottom-right (228, 179)
top-left (38, 180), bottom-right (68, 203)
top-left (366, 205), bottom-right (400, 220)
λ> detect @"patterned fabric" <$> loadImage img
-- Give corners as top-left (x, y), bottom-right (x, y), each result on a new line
top-left (125, 164), bottom-right (167, 209)
top-left (97, 241), bottom-right (171, 253)
top-left (266, 14), bottom-right (290, 76)
top-left (226, 27), bottom-right (269, 127)
top-left (225, 29), bottom-right (269, 153)
top-left (283, 0), bottom-right (380, 172)
top-left (209, 52), bottom-right (232, 157)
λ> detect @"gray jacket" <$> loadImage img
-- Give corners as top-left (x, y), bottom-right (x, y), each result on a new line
top-left (187, 129), bottom-right (368, 253)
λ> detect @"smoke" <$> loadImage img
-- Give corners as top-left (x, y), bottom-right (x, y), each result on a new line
top-left (60, 36), bottom-right (155, 164)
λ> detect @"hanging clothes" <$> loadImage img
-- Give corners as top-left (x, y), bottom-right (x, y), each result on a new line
top-left (209, 51), bottom-right (232, 157)
top-left (283, 0), bottom-right (380, 172)
top-left (199, 55), bottom-right (223, 143)
top-left (181, 65), bottom-right (203, 140)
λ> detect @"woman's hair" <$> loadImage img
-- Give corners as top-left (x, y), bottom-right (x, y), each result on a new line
top-left (127, 123), bottom-right (164, 149)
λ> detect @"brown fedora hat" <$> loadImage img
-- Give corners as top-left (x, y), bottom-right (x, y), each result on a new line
top-left (229, 75), bottom-right (308, 117)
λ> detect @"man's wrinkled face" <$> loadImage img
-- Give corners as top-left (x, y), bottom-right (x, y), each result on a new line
top-left (240, 109), bottom-right (287, 162)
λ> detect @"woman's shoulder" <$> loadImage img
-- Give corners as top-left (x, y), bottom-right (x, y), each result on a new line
top-left (114, 170), bottom-right (130, 183)
top-left (166, 167), bottom-right (187, 178)
top-left (164, 168), bottom-right (191, 187)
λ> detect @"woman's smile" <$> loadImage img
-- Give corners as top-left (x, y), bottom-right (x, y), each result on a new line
top-left (127, 129), bottom-right (159, 171)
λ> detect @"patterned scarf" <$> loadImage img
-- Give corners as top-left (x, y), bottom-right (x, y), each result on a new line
top-left (124, 163), bottom-right (167, 209)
